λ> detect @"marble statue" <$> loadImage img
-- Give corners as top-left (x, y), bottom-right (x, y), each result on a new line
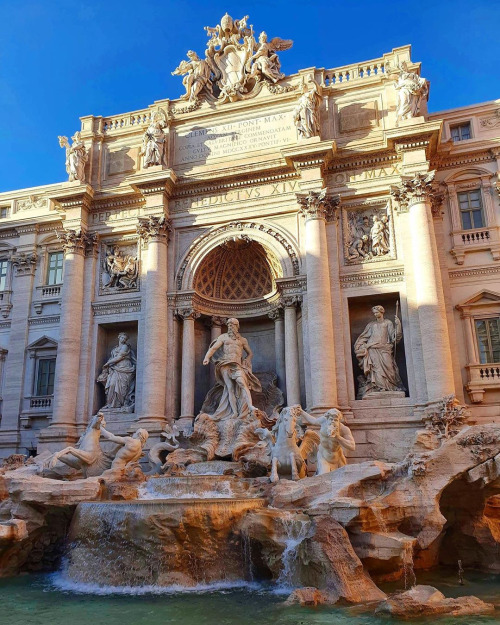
top-left (103, 246), bottom-right (138, 290)
top-left (394, 62), bottom-right (428, 124)
top-left (99, 426), bottom-right (149, 471)
top-left (172, 50), bottom-right (212, 103)
top-left (299, 407), bottom-right (355, 474)
top-left (58, 132), bottom-right (87, 183)
top-left (140, 111), bottom-right (168, 167)
top-left (174, 14), bottom-right (292, 103)
top-left (202, 318), bottom-right (261, 419)
top-left (45, 413), bottom-right (112, 477)
top-left (354, 305), bottom-right (405, 398)
top-left (97, 333), bottom-right (136, 411)
top-left (293, 77), bottom-right (322, 139)
top-left (248, 31), bottom-right (292, 83)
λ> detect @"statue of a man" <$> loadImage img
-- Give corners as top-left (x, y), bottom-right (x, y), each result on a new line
top-left (202, 318), bottom-right (261, 418)
top-left (100, 426), bottom-right (149, 470)
top-left (293, 77), bottom-right (322, 139)
top-left (97, 333), bottom-right (136, 410)
top-left (172, 50), bottom-right (212, 102)
top-left (299, 407), bottom-right (355, 474)
top-left (354, 305), bottom-right (405, 398)
top-left (141, 115), bottom-right (167, 167)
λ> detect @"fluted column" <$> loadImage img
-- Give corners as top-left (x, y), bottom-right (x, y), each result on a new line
top-left (392, 173), bottom-right (454, 402)
top-left (136, 215), bottom-right (171, 425)
top-left (48, 229), bottom-right (90, 441)
top-left (268, 308), bottom-right (286, 395)
top-left (298, 189), bottom-right (339, 413)
top-left (209, 316), bottom-right (224, 386)
top-left (282, 296), bottom-right (301, 405)
top-left (178, 308), bottom-right (200, 422)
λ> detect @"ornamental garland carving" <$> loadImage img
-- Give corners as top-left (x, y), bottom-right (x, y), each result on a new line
top-left (343, 202), bottom-right (395, 265)
top-left (479, 109), bottom-right (500, 129)
top-left (16, 195), bottom-right (48, 212)
top-left (136, 215), bottom-right (172, 244)
top-left (390, 171), bottom-right (436, 212)
top-left (172, 13), bottom-right (293, 105)
top-left (176, 221), bottom-right (300, 290)
top-left (297, 188), bottom-right (340, 221)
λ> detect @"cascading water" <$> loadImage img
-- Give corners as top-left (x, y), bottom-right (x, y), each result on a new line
top-left (403, 540), bottom-right (416, 590)
top-left (276, 513), bottom-right (312, 589)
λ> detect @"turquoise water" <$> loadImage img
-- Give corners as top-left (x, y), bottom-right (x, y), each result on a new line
top-left (0, 569), bottom-right (499, 625)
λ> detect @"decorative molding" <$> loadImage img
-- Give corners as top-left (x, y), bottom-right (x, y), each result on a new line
top-left (479, 109), bottom-right (500, 129)
top-left (175, 308), bottom-right (201, 321)
top-left (268, 307), bottom-right (284, 321)
top-left (91, 299), bottom-right (141, 317)
top-left (92, 194), bottom-right (144, 211)
top-left (56, 229), bottom-right (94, 256)
top-left (28, 315), bottom-right (60, 326)
top-left (340, 267), bottom-right (405, 289)
top-left (15, 195), bottom-right (48, 212)
top-left (449, 265), bottom-right (500, 281)
top-left (173, 170), bottom-right (298, 198)
top-left (390, 171), bottom-right (436, 212)
top-left (11, 251), bottom-right (38, 276)
top-left (0, 321), bottom-right (11, 330)
top-left (431, 150), bottom-right (495, 170)
top-left (297, 189), bottom-right (340, 222)
top-left (281, 294), bottom-right (302, 307)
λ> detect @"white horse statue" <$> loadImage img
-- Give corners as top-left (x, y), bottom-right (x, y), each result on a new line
top-left (44, 413), bottom-right (112, 478)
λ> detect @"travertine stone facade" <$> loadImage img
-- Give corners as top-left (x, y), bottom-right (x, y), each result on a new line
top-left (0, 29), bottom-right (499, 460)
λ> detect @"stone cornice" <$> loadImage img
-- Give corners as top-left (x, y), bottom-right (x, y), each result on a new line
top-left (50, 184), bottom-right (94, 212)
top-left (340, 267), bottom-right (405, 288)
top-left (281, 140), bottom-right (336, 173)
top-left (131, 169), bottom-right (177, 199)
top-left (431, 150), bottom-right (497, 170)
top-left (91, 299), bottom-right (141, 317)
top-left (91, 194), bottom-right (145, 211)
top-left (326, 152), bottom-right (398, 173)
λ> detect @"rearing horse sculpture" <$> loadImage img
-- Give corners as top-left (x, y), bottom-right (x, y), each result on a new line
top-left (45, 413), bottom-right (112, 478)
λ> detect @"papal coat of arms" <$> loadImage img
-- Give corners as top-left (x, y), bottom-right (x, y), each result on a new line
top-left (172, 13), bottom-right (293, 104)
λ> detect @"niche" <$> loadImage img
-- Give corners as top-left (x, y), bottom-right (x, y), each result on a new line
top-left (93, 321), bottom-right (138, 415)
top-left (348, 293), bottom-right (409, 399)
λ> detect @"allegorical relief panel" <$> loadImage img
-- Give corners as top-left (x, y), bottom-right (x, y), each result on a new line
top-left (342, 201), bottom-right (395, 265)
top-left (100, 241), bottom-right (140, 295)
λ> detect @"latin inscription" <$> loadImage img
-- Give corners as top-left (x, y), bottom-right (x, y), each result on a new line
top-left (174, 113), bottom-right (295, 165)
top-left (338, 101), bottom-right (378, 133)
top-left (92, 207), bottom-right (140, 225)
top-left (331, 165), bottom-right (401, 186)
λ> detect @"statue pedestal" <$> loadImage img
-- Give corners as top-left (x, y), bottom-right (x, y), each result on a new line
top-left (362, 391), bottom-right (406, 400)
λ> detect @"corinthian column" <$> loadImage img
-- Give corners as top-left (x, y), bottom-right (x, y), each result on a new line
top-left (297, 189), bottom-right (339, 412)
top-left (209, 316), bottom-right (224, 386)
top-left (136, 215), bottom-right (171, 426)
top-left (268, 308), bottom-right (286, 395)
top-left (178, 308), bottom-right (201, 426)
top-left (45, 229), bottom-right (91, 445)
top-left (282, 296), bottom-right (302, 405)
top-left (391, 173), bottom-right (454, 402)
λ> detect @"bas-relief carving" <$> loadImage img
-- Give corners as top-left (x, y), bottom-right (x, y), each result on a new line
top-left (58, 132), bottom-right (87, 183)
top-left (354, 304), bottom-right (405, 399)
top-left (100, 243), bottom-right (139, 293)
top-left (173, 13), bottom-right (293, 104)
top-left (479, 109), bottom-right (500, 129)
top-left (97, 332), bottom-right (136, 413)
top-left (15, 195), bottom-right (48, 212)
top-left (344, 203), bottom-right (393, 264)
top-left (44, 413), bottom-right (148, 478)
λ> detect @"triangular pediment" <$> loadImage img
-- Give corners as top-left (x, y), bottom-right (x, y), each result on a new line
top-left (26, 335), bottom-right (58, 350)
top-left (457, 290), bottom-right (500, 309)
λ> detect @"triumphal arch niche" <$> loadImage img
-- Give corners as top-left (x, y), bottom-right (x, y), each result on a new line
top-left (1, 9), bottom-right (498, 463)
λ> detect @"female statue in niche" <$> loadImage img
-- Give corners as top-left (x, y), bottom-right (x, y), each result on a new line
top-left (97, 333), bottom-right (136, 411)
top-left (354, 305), bottom-right (405, 399)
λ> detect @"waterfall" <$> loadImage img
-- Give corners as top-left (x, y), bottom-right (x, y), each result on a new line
top-left (403, 540), bottom-right (416, 589)
top-left (276, 513), bottom-right (312, 589)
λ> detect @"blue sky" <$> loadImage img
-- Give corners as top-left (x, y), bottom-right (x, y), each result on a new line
top-left (0, 0), bottom-right (498, 192)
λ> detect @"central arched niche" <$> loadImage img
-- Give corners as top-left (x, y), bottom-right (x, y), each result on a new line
top-left (193, 236), bottom-right (282, 302)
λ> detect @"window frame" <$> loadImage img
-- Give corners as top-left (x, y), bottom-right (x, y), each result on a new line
top-left (457, 188), bottom-right (485, 230)
top-left (46, 250), bottom-right (64, 286)
top-left (0, 259), bottom-right (9, 291)
top-left (450, 121), bottom-right (472, 142)
top-left (35, 357), bottom-right (57, 396)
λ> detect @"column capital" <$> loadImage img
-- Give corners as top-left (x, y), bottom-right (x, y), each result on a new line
top-left (84, 232), bottom-right (100, 257)
top-left (297, 188), bottom-right (340, 222)
top-left (176, 307), bottom-right (201, 321)
top-left (210, 315), bottom-right (226, 327)
top-left (281, 294), bottom-right (302, 308)
top-left (268, 307), bottom-right (284, 321)
top-left (136, 215), bottom-right (172, 244)
top-left (390, 171), bottom-right (437, 213)
top-left (11, 251), bottom-right (38, 276)
top-left (56, 228), bottom-right (93, 256)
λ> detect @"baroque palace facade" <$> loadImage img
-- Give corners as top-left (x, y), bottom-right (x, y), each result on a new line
top-left (0, 15), bottom-right (499, 460)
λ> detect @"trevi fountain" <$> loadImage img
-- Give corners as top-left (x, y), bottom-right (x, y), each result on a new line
top-left (0, 11), bottom-right (500, 625)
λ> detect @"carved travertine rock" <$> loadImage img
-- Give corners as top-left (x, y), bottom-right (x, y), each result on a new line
top-left (354, 305), bottom-right (405, 398)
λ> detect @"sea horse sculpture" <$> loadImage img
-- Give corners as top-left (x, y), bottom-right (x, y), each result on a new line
top-left (44, 413), bottom-right (112, 478)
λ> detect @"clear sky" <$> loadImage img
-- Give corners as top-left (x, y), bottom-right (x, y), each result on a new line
top-left (0, 0), bottom-right (498, 192)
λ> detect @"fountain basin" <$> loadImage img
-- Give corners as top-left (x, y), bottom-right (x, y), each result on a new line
top-left (64, 498), bottom-right (265, 587)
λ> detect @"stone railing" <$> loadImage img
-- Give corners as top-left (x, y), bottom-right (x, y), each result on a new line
top-left (451, 225), bottom-right (500, 265)
top-left (102, 110), bottom-right (153, 133)
top-left (39, 285), bottom-right (62, 298)
top-left (466, 363), bottom-right (500, 403)
top-left (29, 396), bottom-right (53, 409)
top-left (460, 229), bottom-right (490, 244)
top-left (322, 60), bottom-right (388, 86)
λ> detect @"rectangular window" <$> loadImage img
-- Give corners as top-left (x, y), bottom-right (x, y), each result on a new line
top-left (458, 190), bottom-right (484, 230)
top-left (47, 251), bottom-right (64, 285)
top-left (0, 260), bottom-right (8, 291)
top-left (476, 318), bottom-right (500, 364)
top-left (0, 207), bottom-right (8, 219)
top-left (36, 358), bottom-right (56, 396)
top-left (450, 122), bottom-right (471, 142)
